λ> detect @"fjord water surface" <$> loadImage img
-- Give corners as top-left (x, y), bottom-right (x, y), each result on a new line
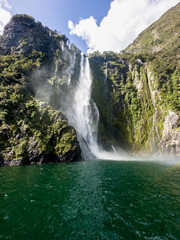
top-left (0, 159), bottom-right (180, 240)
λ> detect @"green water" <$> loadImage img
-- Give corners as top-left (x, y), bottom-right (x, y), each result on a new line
top-left (0, 160), bottom-right (180, 240)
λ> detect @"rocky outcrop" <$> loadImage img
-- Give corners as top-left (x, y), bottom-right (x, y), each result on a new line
top-left (0, 15), bottom-right (67, 57)
top-left (160, 111), bottom-right (180, 155)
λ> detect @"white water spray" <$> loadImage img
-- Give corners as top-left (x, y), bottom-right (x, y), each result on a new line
top-left (73, 53), bottom-right (100, 154)
top-left (60, 41), bottom-right (64, 52)
top-left (66, 53), bottom-right (100, 158)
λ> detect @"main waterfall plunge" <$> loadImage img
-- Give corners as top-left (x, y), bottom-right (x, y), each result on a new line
top-left (69, 53), bottom-right (100, 159)
top-left (62, 53), bottom-right (124, 160)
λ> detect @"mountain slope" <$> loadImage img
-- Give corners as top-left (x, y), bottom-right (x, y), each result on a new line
top-left (89, 3), bottom-right (180, 155)
top-left (125, 2), bottom-right (180, 56)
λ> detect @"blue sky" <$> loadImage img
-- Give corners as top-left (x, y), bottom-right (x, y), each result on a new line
top-left (7, 0), bottom-right (111, 52)
top-left (0, 0), bottom-right (179, 53)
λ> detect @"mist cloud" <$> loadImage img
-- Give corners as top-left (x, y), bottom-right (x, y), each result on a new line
top-left (68, 0), bottom-right (179, 53)
top-left (0, 0), bottom-right (11, 35)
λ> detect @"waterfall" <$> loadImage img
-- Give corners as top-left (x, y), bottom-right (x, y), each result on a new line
top-left (67, 53), bottom-right (76, 85)
top-left (66, 53), bottom-right (100, 158)
top-left (73, 53), bottom-right (100, 156)
top-left (104, 62), bottom-right (108, 89)
top-left (60, 41), bottom-right (64, 52)
top-left (147, 73), bottom-right (160, 152)
top-left (149, 105), bottom-right (160, 151)
top-left (63, 53), bottom-right (126, 160)
top-left (105, 63), bottom-right (108, 82)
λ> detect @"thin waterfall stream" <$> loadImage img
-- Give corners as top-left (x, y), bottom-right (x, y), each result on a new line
top-left (67, 52), bottom-right (76, 85)
top-left (147, 74), bottom-right (160, 152)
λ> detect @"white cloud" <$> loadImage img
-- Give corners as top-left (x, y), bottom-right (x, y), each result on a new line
top-left (68, 0), bottom-right (180, 53)
top-left (0, 0), bottom-right (11, 35)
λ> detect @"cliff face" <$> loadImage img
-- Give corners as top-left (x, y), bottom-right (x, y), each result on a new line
top-left (89, 3), bottom-right (180, 155)
top-left (89, 54), bottom-right (156, 153)
top-left (0, 3), bottom-right (179, 164)
top-left (90, 53), bottom-right (180, 155)
top-left (0, 15), bottom-right (81, 166)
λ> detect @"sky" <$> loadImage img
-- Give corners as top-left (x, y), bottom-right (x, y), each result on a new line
top-left (0, 0), bottom-right (179, 53)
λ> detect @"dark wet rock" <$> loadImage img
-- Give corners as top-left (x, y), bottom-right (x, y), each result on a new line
top-left (0, 154), bottom-right (4, 166)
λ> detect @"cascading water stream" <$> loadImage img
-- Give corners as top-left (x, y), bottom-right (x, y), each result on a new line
top-left (104, 62), bottom-right (108, 94)
top-left (73, 53), bottom-right (100, 156)
top-left (150, 105), bottom-right (160, 151)
top-left (147, 76), bottom-right (160, 152)
top-left (64, 52), bottom-right (126, 160)
top-left (65, 53), bottom-right (100, 159)
top-left (67, 53), bottom-right (76, 85)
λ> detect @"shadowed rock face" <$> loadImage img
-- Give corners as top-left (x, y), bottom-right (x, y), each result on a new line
top-left (1, 16), bottom-right (47, 55)
top-left (0, 15), bottom-right (73, 65)
top-left (0, 15), bottom-right (67, 59)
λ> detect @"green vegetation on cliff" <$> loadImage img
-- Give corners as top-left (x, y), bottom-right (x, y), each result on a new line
top-left (89, 53), bottom-right (155, 152)
top-left (89, 3), bottom-right (180, 154)
top-left (125, 2), bottom-right (180, 113)
top-left (0, 5), bottom-right (180, 161)
top-left (0, 15), bottom-right (81, 165)
top-left (126, 3), bottom-right (180, 55)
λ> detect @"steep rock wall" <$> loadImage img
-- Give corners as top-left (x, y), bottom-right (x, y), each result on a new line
top-left (89, 52), bottom-right (180, 155)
